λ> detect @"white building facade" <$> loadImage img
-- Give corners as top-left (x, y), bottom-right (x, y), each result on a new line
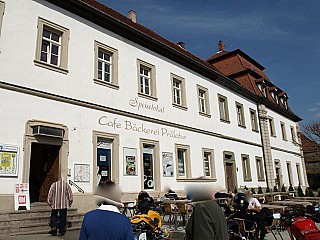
top-left (0, 0), bottom-right (306, 211)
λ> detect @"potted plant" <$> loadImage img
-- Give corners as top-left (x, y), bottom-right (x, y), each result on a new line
top-left (297, 184), bottom-right (304, 197)
top-left (258, 186), bottom-right (263, 194)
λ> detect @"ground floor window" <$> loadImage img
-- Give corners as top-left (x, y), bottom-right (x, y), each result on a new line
top-left (286, 161), bottom-right (293, 186)
top-left (255, 157), bottom-right (265, 181)
top-left (202, 148), bottom-right (215, 178)
top-left (175, 144), bottom-right (191, 178)
top-left (242, 154), bottom-right (252, 181)
top-left (296, 163), bottom-right (302, 185)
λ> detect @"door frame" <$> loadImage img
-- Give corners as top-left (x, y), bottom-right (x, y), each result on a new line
top-left (223, 151), bottom-right (237, 191)
top-left (23, 120), bottom-right (69, 183)
top-left (140, 138), bottom-right (160, 192)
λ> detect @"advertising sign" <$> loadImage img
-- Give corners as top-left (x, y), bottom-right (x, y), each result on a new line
top-left (14, 183), bottom-right (30, 210)
top-left (162, 152), bottom-right (174, 177)
top-left (0, 144), bottom-right (19, 176)
top-left (123, 147), bottom-right (137, 176)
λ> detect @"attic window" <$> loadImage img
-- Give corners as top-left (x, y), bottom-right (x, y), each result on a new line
top-left (284, 99), bottom-right (288, 109)
top-left (257, 83), bottom-right (267, 97)
top-left (274, 94), bottom-right (279, 104)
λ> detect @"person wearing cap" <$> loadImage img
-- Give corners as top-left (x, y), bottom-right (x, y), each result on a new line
top-left (79, 181), bottom-right (134, 240)
top-left (185, 184), bottom-right (228, 240)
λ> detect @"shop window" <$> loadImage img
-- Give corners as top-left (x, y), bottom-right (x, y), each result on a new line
top-left (242, 154), bottom-right (251, 181)
top-left (255, 157), bottom-right (265, 181)
top-left (34, 18), bottom-right (70, 74)
top-left (94, 41), bottom-right (119, 89)
top-left (175, 144), bottom-right (191, 178)
top-left (137, 59), bottom-right (157, 100)
top-left (218, 94), bottom-right (229, 122)
top-left (203, 148), bottom-right (215, 178)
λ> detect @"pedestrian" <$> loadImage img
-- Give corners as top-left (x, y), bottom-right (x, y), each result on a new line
top-left (47, 177), bottom-right (73, 236)
top-left (185, 184), bottom-right (228, 240)
top-left (79, 181), bottom-right (134, 240)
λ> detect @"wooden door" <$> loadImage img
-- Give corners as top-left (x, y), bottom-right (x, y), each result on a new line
top-left (225, 162), bottom-right (235, 192)
top-left (39, 145), bottom-right (60, 202)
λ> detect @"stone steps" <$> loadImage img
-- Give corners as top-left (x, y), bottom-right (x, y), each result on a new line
top-left (0, 203), bottom-right (84, 236)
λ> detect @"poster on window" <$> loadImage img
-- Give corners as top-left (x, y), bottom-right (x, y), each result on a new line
top-left (123, 147), bottom-right (137, 176)
top-left (0, 144), bottom-right (19, 177)
top-left (162, 152), bottom-right (174, 177)
top-left (74, 164), bottom-right (90, 182)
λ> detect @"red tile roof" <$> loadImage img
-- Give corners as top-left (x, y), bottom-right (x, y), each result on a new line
top-left (78, 0), bottom-right (219, 72)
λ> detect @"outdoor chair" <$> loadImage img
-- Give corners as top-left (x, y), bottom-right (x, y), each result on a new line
top-left (163, 202), bottom-right (173, 227)
top-left (266, 214), bottom-right (284, 240)
top-left (233, 217), bottom-right (258, 240)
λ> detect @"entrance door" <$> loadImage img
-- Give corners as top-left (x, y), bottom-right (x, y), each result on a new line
top-left (225, 162), bottom-right (235, 192)
top-left (29, 143), bottom-right (60, 203)
top-left (143, 145), bottom-right (154, 190)
top-left (97, 138), bottom-right (112, 183)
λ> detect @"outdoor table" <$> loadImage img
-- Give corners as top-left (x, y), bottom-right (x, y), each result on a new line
top-left (261, 204), bottom-right (286, 214)
top-left (269, 200), bottom-right (312, 207)
top-left (163, 199), bottom-right (192, 230)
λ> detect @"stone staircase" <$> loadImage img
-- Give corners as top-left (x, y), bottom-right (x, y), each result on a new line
top-left (0, 202), bottom-right (83, 236)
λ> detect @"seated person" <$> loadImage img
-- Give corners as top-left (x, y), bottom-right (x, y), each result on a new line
top-left (245, 190), bottom-right (262, 212)
top-left (137, 191), bottom-right (154, 214)
top-left (164, 189), bottom-right (179, 200)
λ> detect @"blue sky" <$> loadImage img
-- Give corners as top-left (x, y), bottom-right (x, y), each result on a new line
top-left (99, 0), bottom-right (320, 124)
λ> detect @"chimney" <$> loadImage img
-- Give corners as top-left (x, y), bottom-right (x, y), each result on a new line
top-left (177, 41), bottom-right (185, 49)
top-left (218, 40), bottom-right (224, 52)
top-left (128, 10), bottom-right (137, 23)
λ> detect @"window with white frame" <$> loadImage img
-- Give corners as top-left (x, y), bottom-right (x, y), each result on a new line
top-left (197, 85), bottom-right (210, 116)
top-left (290, 126), bottom-right (296, 143)
top-left (250, 109), bottom-right (258, 131)
top-left (280, 122), bottom-right (287, 140)
top-left (175, 144), bottom-right (190, 178)
top-left (34, 18), bottom-right (70, 74)
top-left (256, 157), bottom-right (265, 181)
top-left (296, 163), bottom-right (302, 185)
top-left (286, 162), bottom-right (293, 186)
top-left (0, 1), bottom-right (5, 37)
top-left (257, 83), bottom-right (267, 97)
top-left (137, 59), bottom-right (157, 100)
top-left (203, 150), bottom-right (215, 178)
top-left (242, 154), bottom-right (251, 181)
top-left (171, 74), bottom-right (187, 109)
top-left (94, 41), bottom-right (118, 88)
top-left (269, 117), bottom-right (276, 137)
top-left (218, 94), bottom-right (229, 122)
top-left (236, 102), bottom-right (245, 127)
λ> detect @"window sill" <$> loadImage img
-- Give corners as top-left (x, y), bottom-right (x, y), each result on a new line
top-left (220, 119), bottom-right (230, 124)
top-left (138, 93), bottom-right (158, 101)
top-left (199, 112), bottom-right (211, 118)
top-left (252, 129), bottom-right (259, 133)
top-left (176, 178), bottom-right (217, 182)
top-left (172, 103), bottom-right (188, 111)
top-left (34, 60), bottom-right (68, 75)
top-left (244, 179), bottom-right (252, 182)
top-left (238, 124), bottom-right (246, 129)
top-left (258, 179), bottom-right (265, 182)
top-left (271, 135), bottom-right (277, 138)
top-left (94, 79), bottom-right (119, 90)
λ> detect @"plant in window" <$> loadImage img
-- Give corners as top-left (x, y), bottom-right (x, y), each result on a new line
top-left (258, 186), bottom-right (263, 194)
top-left (281, 184), bottom-right (287, 192)
top-left (273, 185), bottom-right (278, 192)
top-left (305, 188), bottom-right (315, 197)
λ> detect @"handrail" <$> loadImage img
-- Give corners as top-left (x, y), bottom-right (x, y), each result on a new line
top-left (69, 180), bottom-right (85, 194)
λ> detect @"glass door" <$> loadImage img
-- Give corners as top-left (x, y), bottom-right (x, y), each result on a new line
top-left (97, 138), bottom-right (112, 183)
top-left (143, 145), bottom-right (154, 190)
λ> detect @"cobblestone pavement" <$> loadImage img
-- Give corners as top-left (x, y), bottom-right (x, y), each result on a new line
top-left (1, 223), bottom-right (320, 240)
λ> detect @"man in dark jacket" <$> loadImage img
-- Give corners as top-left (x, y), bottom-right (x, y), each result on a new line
top-left (79, 181), bottom-right (134, 240)
top-left (185, 185), bottom-right (228, 240)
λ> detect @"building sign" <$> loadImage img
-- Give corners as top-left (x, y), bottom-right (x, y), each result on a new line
top-left (0, 144), bottom-right (19, 176)
top-left (98, 116), bottom-right (186, 140)
top-left (129, 97), bottom-right (165, 113)
top-left (162, 152), bottom-right (174, 177)
top-left (14, 183), bottom-right (30, 210)
top-left (123, 147), bottom-right (137, 176)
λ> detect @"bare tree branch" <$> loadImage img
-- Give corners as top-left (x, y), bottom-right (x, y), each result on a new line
top-left (302, 120), bottom-right (320, 145)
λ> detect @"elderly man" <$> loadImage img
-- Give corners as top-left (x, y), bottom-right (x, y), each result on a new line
top-left (47, 177), bottom-right (73, 236)
top-left (79, 181), bottom-right (134, 240)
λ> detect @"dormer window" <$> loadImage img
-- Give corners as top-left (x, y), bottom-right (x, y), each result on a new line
top-left (257, 83), bottom-right (267, 97)
top-left (284, 99), bottom-right (288, 109)
top-left (274, 94), bottom-right (279, 104)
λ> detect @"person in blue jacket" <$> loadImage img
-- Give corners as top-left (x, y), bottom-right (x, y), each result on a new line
top-left (79, 181), bottom-right (134, 240)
